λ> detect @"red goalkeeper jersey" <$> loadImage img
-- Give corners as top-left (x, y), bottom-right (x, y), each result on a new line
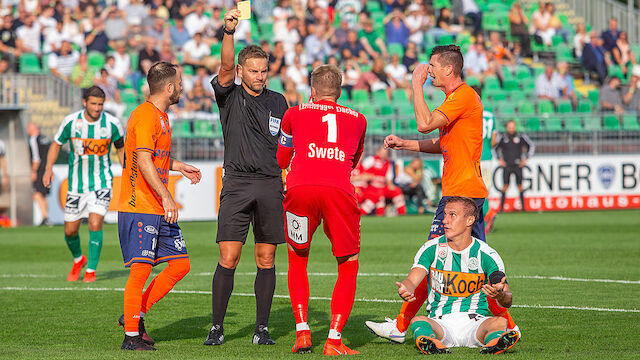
top-left (277, 100), bottom-right (367, 195)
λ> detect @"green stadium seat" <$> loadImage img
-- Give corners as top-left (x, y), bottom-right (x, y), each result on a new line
top-left (268, 77), bottom-right (284, 93)
top-left (565, 115), bottom-right (583, 131)
top-left (602, 115), bottom-right (620, 130)
top-left (183, 65), bottom-right (195, 76)
top-left (429, 91), bottom-right (446, 107)
top-left (465, 76), bottom-right (481, 88)
top-left (487, 89), bottom-right (508, 101)
top-left (437, 34), bottom-right (454, 46)
top-left (544, 116), bottom-right (563, 131)
top-left (518, 102), bottom-right (535, 115)
top-left (538, 100), bottom-right (554, 114)
top-left (530, 36), bottom-right (547, 52)
top-left (583, 115), bottom-right (602, 130)
top-left (577, 100), bottom-right (592, 113)
top-left (551, 35), bottom-right (565, 46)
top-left (509, 91), bottom-right (527, 102)
top-left (495, 101), bottom-right (516, 115)
top-left (503, 79), bottom-right (519, 91)
top-left (366, 1), bottom-right (381, 12)
top-left (19, 53), bottom-right (41, 74)
top-left (121, 90), bottom-right (138, 104)
top-left (515, 65), bottom-right (532, 80)
top-left (388, 43), bottom-right (404, 57)
top-left (433, 0), bottom-right (451, 9)
top-left (555, 44), bottom-right (573, 62)
top-left (524, 117), bottom-right (541, 132)
top-left (358, 103), bottom-right (376, 118)
top-left (588, 89), bottom-right (599, 106)
top-left (391, 89), bottom-right (408, 102)
top-left (608, 65), bottom-right (625, 80)
top-left (172, 121), bottom-right (192, 138)
top-left (378, 104), bottom-right (395, 116)
top-left (372, 90), bottom-right (388, 102)
top-left (338, 90), bottom-right (350, 104)
top-left (366, 117), bottom-right (389, 136)
top-left (483, 76), bottom-right (500, 90)
top-left (397, 103), bottom-right (414, 116)
top-left (41, 54), bottom-right (49, 74)
top-left (87, 51), bottom-right (105, 69)
top-left (193, 120), bottom-right (214, 137)
top-left (520, 78), bottom-right (536, 94)
top-left (211, 42), bottom-right (222, 56)
top-left (622, 114), bottom-right (640, 130)
top-left (501, 67), bottom-right (515, 82)
top-left (556, 100), bottom-right (572, 113)
top-left (482, 13), bottom-right (501, 32)
top-left (351, 89), bottom-right (369, 104)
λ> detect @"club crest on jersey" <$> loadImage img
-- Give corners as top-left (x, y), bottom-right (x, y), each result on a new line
top-left (437, 243), bottom-right (447, 260)
top-left (100, 127), bottom-right (109, 138)
top-left (467, 257), bottom-right (479, 271)
top-left (269, 115), bottom-right (281, 136)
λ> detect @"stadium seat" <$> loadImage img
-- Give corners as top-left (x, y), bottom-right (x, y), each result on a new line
top-left (183, 65), bottom-right (195, 76)
top-left (433, 0), bottom-right (451, 10)
top-left (429, 91), bottom-right (446, 107)
top-left (584, 115), bottom-right (602, 131)
top-left (503, 79), bottom-right (519, 91)
top-left (538, 100), bottom-right (554, 114)
top-left (388, 43), bottom-right (404, 57)
top-left (551, 35), bottom-right (565, 47)
top-left (172, 121), bottom-right (192, 138)
top-left (556, 100), bottom-right (572, 113)
top-left (509, 91), bottom-right (526, 102)
top-left (577, 100), bottom-right (592, 113)
top-left (211, 42), bottom-right (222, 56)
top-left (565, 115), bottom-right (583, 131)
top-left (372, 90), bottom-right (388, 102)
top-left (482, 13), bottom-right (501, 32)
top-left (193, 120), bottom-right (214, 137)
top-left (259, 23), bottom-right (273, 39)
top-left (622, 114), bottom-right (640, 130)
top-left (495, 101), bottom-right (516, 115)
top-left (602, 115), bottom-right (620, 130)
top-left (378, 104), bottom-right (395, 116)
top-left (87, 52), bottom-right (105, 69)
top-left (544, 116), bottom-right (563, 131)
top-left (515, 65), bottom-right (532, 80)
top-left (587, 89), bottom-right (599, 106)
top-left (129, 53), bottom-right (138, 72)
top-left (19, 53), bottom-right (41, 74)
top-left (121, 90), bottom-right (138, 104)
top-left (437, 34), bottom-right (454, 46)
top-left (483, 76), bottom-right (500, 90)
top-left (487, 89), bottom-right (508, 101)
top-left (608, 65), bottom-right (625, 80)
top-left (518, 102), bottom-right (535, 115)
top-left (391, 89), bottom-right (408, 102)
top-left (524, 117), bottom-right (541, 132)
top-left (351, 89), bottom-right (369, 104)
top-left (366, 1), bottom-right (381, 12)
top-left (397, 103), bottom-right (414, 116)
top-left (465, 76), bottom-right (481, 88)
top-left (358, 103), bottom-right (376, 118)
top-left (366, 118), bottom-right (389, 136)
top-left (268, 77), bottom-right (284, 93)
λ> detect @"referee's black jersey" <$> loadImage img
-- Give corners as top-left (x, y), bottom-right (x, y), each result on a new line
top-left (28, 134), bottom-right (51, 172)
top-left (495, 132), bottom-right (535, 166)
top-left (212, 75), bottom-right (289, 178)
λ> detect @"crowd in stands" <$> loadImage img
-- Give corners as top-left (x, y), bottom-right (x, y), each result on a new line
top-left (0, 0), bottom-right (640, 124)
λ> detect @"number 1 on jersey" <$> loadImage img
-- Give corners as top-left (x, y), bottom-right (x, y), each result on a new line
top-left (322, 113), bottom-right (337, 143)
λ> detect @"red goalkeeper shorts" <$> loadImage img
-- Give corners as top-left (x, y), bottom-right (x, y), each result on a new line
top-left (283, 185), bottom-right (361, 257)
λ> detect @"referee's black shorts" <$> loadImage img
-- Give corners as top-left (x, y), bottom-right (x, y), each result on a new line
top-left (502, 165), bottom-right (523, 186)
top-left (33, 169), bottom-right (50, 196)
top-left (216, 176), bottom-right (285, 244)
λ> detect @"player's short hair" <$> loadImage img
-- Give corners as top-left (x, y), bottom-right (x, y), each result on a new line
top-left (445, 196), bottom-right (479, 222)
top-left (310, 64), bottom-right (342, 100)
top-left (430, 45), bottom-right (464, 77)
top-left (147, 61), bottom-right (178, 95)
top-left (238, 45), bottom-right (268, 66)
top-left (83, 86), bottom-right (105, 100)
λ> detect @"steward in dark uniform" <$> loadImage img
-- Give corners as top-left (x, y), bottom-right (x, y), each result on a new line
top-left (495, 120), bottom-right (535, 212)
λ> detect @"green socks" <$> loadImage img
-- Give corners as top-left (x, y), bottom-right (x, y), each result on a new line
top-left (411, 320), bottom-right (436, 340)
top-left (485, 331), bottom-right (504, 344)
top-left (65, 234), bottom-right (82, 259)
top-left (87, 230), bottom-right (103, 271)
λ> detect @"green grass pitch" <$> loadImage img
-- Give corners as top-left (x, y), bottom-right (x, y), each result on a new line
top-left (1, 210), bottom-right (639, 359)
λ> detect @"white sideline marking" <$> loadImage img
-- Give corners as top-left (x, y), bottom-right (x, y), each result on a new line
top-left (1, 286), bottom-right (639, 313)
top-left (4, 273), bottom-right (640, 285)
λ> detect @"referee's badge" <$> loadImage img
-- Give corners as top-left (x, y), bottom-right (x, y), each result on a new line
top-left (269, 115), bottom-right (281, 136)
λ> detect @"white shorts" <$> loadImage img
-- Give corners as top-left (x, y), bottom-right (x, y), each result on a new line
top-left (64, 189), bottom-right (112, 222)
top-left (431, 312), bottom-right (489, 348)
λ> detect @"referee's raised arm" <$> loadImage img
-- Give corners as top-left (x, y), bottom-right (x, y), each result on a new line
top-left (219, 9), bottom-right (241, 87)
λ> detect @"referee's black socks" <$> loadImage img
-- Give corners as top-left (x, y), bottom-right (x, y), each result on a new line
top-left (212, 263), bottom-right (235, 331)
top-left (254, 266), bottom-right (276, 332)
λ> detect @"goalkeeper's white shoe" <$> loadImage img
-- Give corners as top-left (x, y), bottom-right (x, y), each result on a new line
top-left (364, 317), bottom-right (406, 344)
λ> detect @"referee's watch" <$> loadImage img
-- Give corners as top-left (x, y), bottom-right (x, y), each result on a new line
top-left (223, 27), bottom-right (235, 35)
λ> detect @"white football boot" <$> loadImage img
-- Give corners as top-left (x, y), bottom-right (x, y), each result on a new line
top-left (364, 317), bottom-right (406, 344)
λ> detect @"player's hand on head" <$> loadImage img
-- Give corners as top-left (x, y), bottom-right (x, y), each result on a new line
top-left (162, 195), bottom-right (178, 224)
top-left (224, 9), bottom-right (241, 31)
top-left (412, 64), bottom-right (430, 85)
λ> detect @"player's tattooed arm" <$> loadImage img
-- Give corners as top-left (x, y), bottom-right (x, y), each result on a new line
top-left (396, 267), bottom-right (427, 302)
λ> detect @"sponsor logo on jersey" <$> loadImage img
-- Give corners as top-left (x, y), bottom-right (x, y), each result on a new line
top-left (513, 136), bottom-right (520, 144)
top-left (71, 137), bottom-right (111, 156)
top-left (142, 250), bottom-right (154, 257)
top-left (144, 225), bottom-right (158, 235)
top-left (174, 238), bottom-right (186, 251)
top-left (286, 211), bottom-right (308, 245)
top-left (598, 164), bottom-right (615, 189)
top-left (429, 267), bottom-right (485, 298)
top-left (269, 115), bottom-right (281, 136)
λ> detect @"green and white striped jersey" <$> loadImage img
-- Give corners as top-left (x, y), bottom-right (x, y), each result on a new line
top-left (412, 236), bottom-right (505, 317)
top-left (481, 110), bottom-right (496, 161)
top-left (54, 110), bottom-right (124, 193)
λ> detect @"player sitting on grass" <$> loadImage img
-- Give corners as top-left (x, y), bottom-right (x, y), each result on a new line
top-left (385, 196), bottom-right (519, 355)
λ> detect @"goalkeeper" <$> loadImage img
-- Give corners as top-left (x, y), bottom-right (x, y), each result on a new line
top-left (395, 197), bottom-right (518, 354)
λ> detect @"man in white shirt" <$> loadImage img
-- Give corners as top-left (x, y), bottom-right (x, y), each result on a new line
top-left (406, 4), bottom-right (427, 46)
top-left (110, 40), bottom-right (131, 84)
top-left (464, 42), bottom-right (492, 78)
top-left (16, 15), bottom-right (42, 55)
top-left (43, 21), bottom-right (65, 54)
top-left (185, 1), bottom-right (211, 37)
top-left (385, 54), bottom-right (410, 97)
top-left (535, 64), bottom-right (563, 101)
top-left (48, 40), bottom-right (80, 80)
top-left (183, 32), bottom-right (211, 67)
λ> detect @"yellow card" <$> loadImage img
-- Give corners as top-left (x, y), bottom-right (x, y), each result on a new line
top-left (238, 1), bottom-right (251, 20)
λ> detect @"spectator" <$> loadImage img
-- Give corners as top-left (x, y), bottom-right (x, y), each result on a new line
top-left (70, 53), bottom-right (95, 91)
top-left (283, 78), bottom-right (303, 107)
top-left (354, 57), bottom-right (392, 98)
top-left (170, 16), bottom-right (191, 50)
top-left (183, 32), bottom-right (212, 68)
top-left (61, 9), bottom-right (83, 49)
top-left (385, 53), bottom-right (411, 100)
top-left (15, 14), bottom-right (42, 55)
top-left (104, 7), bottom-right (127, 44)
top-left (582, 31), bottom-right (610, 85)
top-left (0, 57), bottom-right (10, 74)
top-left (80, 4), bottom-right (96, 34)
top-left (359, 19), bottom-right (388, 59)
top-left (85, 17), bottom-right (108, 54)
top-left (158, 40), bottom-right (176, 63)
top-left (304, 23), bottom-right (333, 62)
top-left (429, 7), bottom-right (462, 41)
top-left (405, 3), bottom-right (428, 47)
top-left (341, 29), bottom-right (367, 62)
top-left (395, 157), bottom-right (434, 214)
top-left (285, 55), bottom-right (310, 93)
top-left (0, 15), bottom-right (21, 70)
top-left (274, 16), bottom-right (300, 55)
top-left (573, 23), bottom-right (589, 59)
top-left (342, 58), bottom-right (361, 100)
top-left (147, 17), bottom-right (168, 45)
top-left (138, 37), bottom-right (160, 73)
top-left (402, 41), bottom-right (419, 72)
top-left (464, 42), bottom-right (492, 79)
top-left (37, 5), bottom-right (57, 32)
top-left (599, 76), bottom-right (624, 115)
top-left (43, 21), bottom-right (64, 54)
top-left (48, 40), bottom-right (80, 81)
top-left (612, 31), bottom-right (636, 76)
top-left (0, 138), bottom-right (7, 195)
top-left (186, 81), bottom-right (212, 112)
top-left (125, 18), bottom-right (145, 53)
top-left (554, 61), bottom-right (577, 107)
top-left (331, 18), bottom-right (350, 49)
top-left (268, 41), bottom-right (287, 77)
top-left (94, 68), bottom-right (126, 119)
top-left (356, 146), bottom-right (407, 216)
top-left (535, 63), bottom-right (563, 102)
top-left (488, 31), bottom-right (514, 67)
top-left (272, 0), bottom-right (294, 32)
top-left (286, 41), bottom-right (312, 67)
top-left (508, 2), bottom-right (530, 57)
top-left (185, 1), bottom-right (210, 37)
top-left (622, 66), bottom-right (640, 112)
top-left (529, 1), bottom-right (553, 46)
top-left (109, 40), bottom-right (131, 84)
top-left (27, 122), bottom-right (51, 226)
top-left (455, 0), bottom-right (482, 35)
top-left (384, 9), bottom-right (410, 47)
top-left (601, 17), bottom-right (620, 53)
top-left (124, 0), bottom-right (148, 25)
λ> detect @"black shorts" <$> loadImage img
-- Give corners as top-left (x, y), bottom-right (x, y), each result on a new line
top-left (503, 166), bottom-right (523, 186)
top-left (216, 176), bottom-right (285, 244)
top-left (33, 169), bottom-right (49, 196)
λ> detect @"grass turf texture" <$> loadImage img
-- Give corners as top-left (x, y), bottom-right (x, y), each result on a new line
top-left (1, 210), bottom-right (639, 359)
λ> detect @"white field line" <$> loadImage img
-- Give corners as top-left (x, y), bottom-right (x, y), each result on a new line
top-left (1, 286), bottom-right (639, 313)
top-left (3, 272), bottom-right (640, 285)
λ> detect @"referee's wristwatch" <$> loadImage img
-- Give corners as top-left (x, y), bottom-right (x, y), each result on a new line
top-left (223, 27), bottom-right (235, 35)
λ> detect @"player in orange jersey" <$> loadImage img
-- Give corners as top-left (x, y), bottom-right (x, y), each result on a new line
top-left (117, 62), bottom-right (201, 351)
top-left (365, 45), bottom-right (519, 345)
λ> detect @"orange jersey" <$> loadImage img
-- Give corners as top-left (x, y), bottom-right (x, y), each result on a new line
top-left (118, 101), bottom-right (172, 215)
top-left (434, 83), bottom-right (488, 198)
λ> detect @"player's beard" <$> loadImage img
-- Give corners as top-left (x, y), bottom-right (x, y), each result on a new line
top-left (169, 85), bottom-right (181, 105)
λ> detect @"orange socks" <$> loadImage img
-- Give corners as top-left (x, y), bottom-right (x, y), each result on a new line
top-left (141, 258), bottom-right (191, 314)
top-left (123, 263), bottom-right (152, 333)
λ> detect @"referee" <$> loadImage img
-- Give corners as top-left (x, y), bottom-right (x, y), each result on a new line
top-left (495, 120), bottom-right (535, 212)
top-left (204, 9), bottom-right (288, 346)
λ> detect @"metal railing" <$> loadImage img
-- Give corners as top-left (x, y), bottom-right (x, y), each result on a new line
top-left (566, 0), bottom-right (640, 44)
